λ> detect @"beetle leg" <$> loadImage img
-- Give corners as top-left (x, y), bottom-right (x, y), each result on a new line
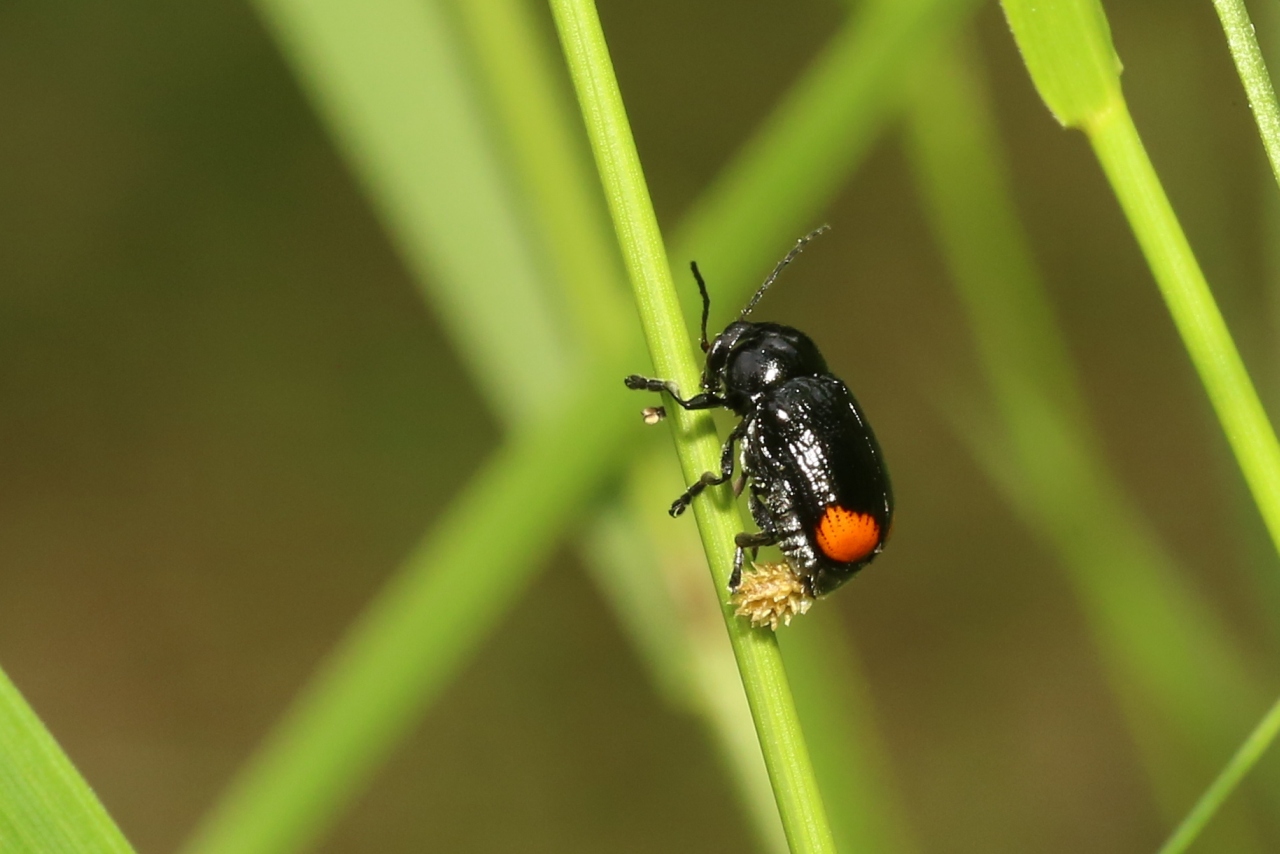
top-left (624, 375), bottom-right (725, 410)
top-left (731, 530), bottom-right (779, 589)
top-left (669, 420), bottom-right (747, 517)
top-left (746, 487), bottom-right (771, 529)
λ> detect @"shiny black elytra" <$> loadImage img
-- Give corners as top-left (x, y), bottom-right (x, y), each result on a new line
top-left (625, 227), bottom-right (893, 597)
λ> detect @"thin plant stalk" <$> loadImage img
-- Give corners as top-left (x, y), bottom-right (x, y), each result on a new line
top-left (453, 2), bottom-right (920, 850)
top-left (188, 0), bottom-right (973, 848)
top-left (1002, 0), bottom-right (1280, 844)
top-left (779, 617), bottom-right (919, 854)
top-left (1209, 0), bottom-right (1280, 191)
top-left (906, 36), bottom-right (1274, 831)
top-left (446, 0), bottom-right (632, 353)
top-left (548, 1), bottom-right (836, 851)
top-left (1000, 0), bottom-right (1280, 560)
top-left (606, 458), bottom-right (791, 853)
top-left (1254, 0), bottom-right (1280, 635)
top-left (1158, 694), bottom-right (1280, 854)
top-left (438, 8), bottom-right (787, 847)
top-left (1087, 105), bottom-right (1280, 558)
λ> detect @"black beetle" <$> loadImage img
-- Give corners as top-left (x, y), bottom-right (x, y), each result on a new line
top-left (625, 227), bottom-right (893, 598)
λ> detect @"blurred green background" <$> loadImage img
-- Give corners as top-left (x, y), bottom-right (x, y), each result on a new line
top-left (3, 0), bottom-right (1280, 851)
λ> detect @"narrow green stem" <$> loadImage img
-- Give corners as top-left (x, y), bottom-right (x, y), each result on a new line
top-left (1210, 0), bottom-right (1280, 190)
top-left (1158, 695), bottom-right (1280, 854)
top-left (547, 2), bottom-right (835, 852)
top-left (187, 0), bottom-right (964, 848)
top-left (1002, 0), bottom-right (1280, 843)
top-left (907, 36), bottom-right (1273, 824)
top-left (779, 617), bottom-right (918, 854)
top-left (1086, 100), bottom-right (1280, 561)
top-left (447, 5), bottom-right (787, 848)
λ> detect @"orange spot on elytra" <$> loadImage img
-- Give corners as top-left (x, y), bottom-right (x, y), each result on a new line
top-left (815, 505), bottom-right (880, 563)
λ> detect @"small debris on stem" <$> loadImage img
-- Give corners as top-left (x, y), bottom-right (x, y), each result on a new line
top-left (642, 406), bottom-right (666, 425)
top-left (730, 562), bottom-right (814, 630)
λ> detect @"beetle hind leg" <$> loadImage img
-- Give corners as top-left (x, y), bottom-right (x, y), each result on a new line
top-left (730, 530), bottom-right (779, 590)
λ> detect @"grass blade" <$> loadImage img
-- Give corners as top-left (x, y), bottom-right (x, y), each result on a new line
top-left (1000, 0), bottom-right (1280, 566)
top-left (450, 4), bottom-right (792, 849)
top-left (779, 617), bottom-right (919, 854)
top-left (187, 0), bottom-right (973, 848)
top-left (1086, 102), bottom-right (1280, 567)
top-left (905, 37), bottom-right (1274, 830)
top-left (1001, 0), bottom-right (1280, 843)
top-left (602, 458), bottom-right (792, 853)
top-left (454, 3), bottom-right (930, 848)
top-left (458, 2), bottom-right (930, 849)
top-left (548, 1), bottom-right (836, 850)
top-left (251, 0), bottom-right (576, 423)
top-left (0, 667), bottom-right (135, 853)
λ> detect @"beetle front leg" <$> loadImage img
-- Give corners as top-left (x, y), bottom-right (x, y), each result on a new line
top-left (624, 375), bottom-right (725, 411)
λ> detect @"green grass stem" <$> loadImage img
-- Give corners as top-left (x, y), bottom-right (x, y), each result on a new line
top-left (458, 2), bottom-right (923, 848)
top-left (450, 5), bottom-right (792, 849)
top-left (453, 5), bottom-right (923, 848)
top-left (188, 0), bottom-right (970, 849)
top-left (608, 458), bottom-right (791, 854)
top-left (1092, 93), bottom-right (1280, 838)
top-left (1086, 101), bottom-right (1280, 560)
top-left (779, 617), bottom-right (919, 854)
top-left (0, 667), bottom-right (135, 853)
top-left (1002, 0), bottom-right (1280, 561)
top-left (1210, 0), bottom-right (1280, 192)
top-left (1159, 694), bottom-right (1280, 854)
top-left (906, 39), bottom-right (1274, 830)
top-left (1002, 0), bottom-right (1280, 843)
top-left (548, 1), bottom-right (835, 850)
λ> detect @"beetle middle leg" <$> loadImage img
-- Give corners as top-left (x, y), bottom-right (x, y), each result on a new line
top-left (669, 420), bottom-right (747, 517)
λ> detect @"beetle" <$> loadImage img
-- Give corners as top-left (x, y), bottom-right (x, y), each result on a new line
top-left (625, 226), bottom-right (893, 598)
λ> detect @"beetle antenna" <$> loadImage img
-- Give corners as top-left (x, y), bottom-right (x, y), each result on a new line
top-left (739, 225), bottom-right (831, 319)
top-left (691, 261), bottom-right (712, 352)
